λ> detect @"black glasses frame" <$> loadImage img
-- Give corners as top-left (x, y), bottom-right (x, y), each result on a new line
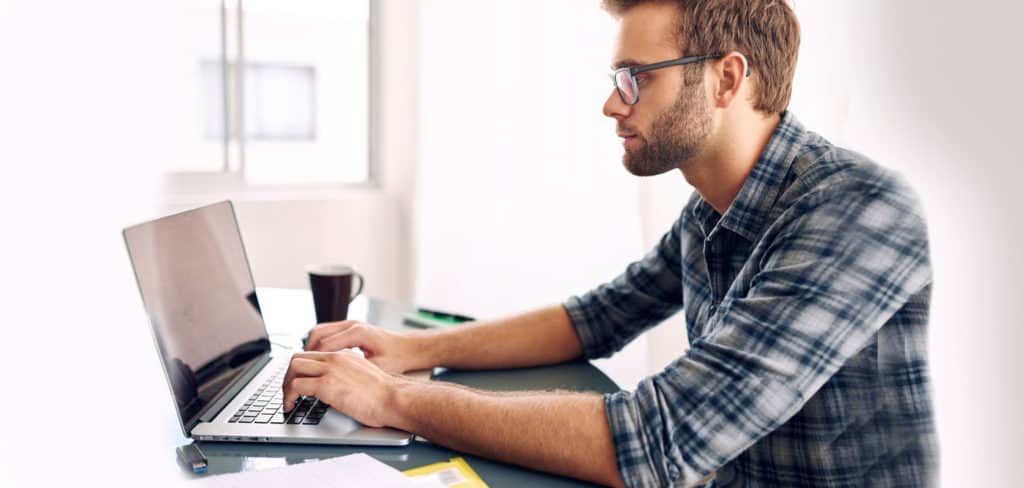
top-left (610, 53), bottom-right (750, 105)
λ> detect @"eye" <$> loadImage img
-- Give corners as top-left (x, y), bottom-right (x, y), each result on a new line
top-left (635, 73), bottom-right (651, 86)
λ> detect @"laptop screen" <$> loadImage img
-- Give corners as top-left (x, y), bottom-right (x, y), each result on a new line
top-left (124, 201), bottom-right (270, 432)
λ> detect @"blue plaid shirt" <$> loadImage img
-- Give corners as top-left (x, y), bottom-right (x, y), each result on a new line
top-left (565, 112), bottom-right (937, 487)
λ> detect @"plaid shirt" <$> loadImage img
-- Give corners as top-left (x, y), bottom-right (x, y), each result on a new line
top-left (565, 112), bottom-right (937, 487)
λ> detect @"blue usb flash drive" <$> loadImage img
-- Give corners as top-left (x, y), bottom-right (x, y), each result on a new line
top-left (177, 442), bottom-right (208, 473)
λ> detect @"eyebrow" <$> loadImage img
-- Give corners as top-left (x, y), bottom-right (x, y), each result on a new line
top-left (611, 58), bottom-right (646, 70)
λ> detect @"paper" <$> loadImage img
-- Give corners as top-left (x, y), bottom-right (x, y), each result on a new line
top-left (192, 453), bottom-right (441, 488)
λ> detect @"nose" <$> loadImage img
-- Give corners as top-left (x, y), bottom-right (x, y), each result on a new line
top-left (603, 88), bottom-right (631, 120)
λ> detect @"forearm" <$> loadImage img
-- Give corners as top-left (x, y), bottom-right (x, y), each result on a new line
top-left (410, 304), bottom-right (584, 370)
top-left (389, 379), bottom-right (624, 487)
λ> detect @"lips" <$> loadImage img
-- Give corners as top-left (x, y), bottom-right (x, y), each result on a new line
top-left (619, 133), bottom-right (639, 149)
top-left (617, 126), bottom-right (639, 147)
top-left (617, 126), bottom-right (640, 139)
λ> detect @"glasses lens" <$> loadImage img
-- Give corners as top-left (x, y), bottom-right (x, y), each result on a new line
top-left (614, 69), bottom-right (637, 104)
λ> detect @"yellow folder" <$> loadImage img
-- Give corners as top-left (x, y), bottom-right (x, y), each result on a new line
top-left (403, 456), bottom-right (488, 488)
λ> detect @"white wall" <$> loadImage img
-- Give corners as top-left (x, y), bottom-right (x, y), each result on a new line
top-left (1, 2), bottom-right (189, 486)
top-left (157, 195), bottom-right (404, 297)
top-left (414, 0), bottom-right (652, 388)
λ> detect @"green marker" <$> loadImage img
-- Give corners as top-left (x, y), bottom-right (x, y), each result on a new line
top-left (403, 308), bottom-right (475, 328)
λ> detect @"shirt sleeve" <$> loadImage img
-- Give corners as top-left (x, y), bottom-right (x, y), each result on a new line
top-left (563, 211), bottom-right (686, 360)
top-left (605, 184), bottom-right (933, 486)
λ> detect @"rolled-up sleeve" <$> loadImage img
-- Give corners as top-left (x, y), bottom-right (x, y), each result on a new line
top-left (604, 186), bottom-right (932, 486)
top-left (564, 211), bottom-right (686, 360)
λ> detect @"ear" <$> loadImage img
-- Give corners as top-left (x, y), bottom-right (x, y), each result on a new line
top-left (711, 51), bottom-right (749, 109)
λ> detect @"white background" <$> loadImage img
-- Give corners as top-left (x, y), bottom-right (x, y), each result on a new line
top-left (1, 1), bottom-right (1022, 486)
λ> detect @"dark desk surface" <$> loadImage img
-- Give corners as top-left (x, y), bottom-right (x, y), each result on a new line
top-left (179, 288), bottom-right (620, 487)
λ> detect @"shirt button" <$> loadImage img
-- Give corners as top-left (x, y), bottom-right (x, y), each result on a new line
top-left (668, 464), bottom-right (680, 480)
top-left (709, 305), bottom-right (717, 315)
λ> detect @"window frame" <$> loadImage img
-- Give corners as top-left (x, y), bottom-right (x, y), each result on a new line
top-left (164, 0), bottom-right (380, 200)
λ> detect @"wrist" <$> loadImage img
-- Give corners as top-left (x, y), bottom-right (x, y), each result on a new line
top-left (405, 329), bottom-right (445, 371)
top-left (385, 376), bottom-right (420, 432)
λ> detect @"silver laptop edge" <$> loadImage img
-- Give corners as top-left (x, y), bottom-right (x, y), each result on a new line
top-left (123, 200), bottom-right (410, 446)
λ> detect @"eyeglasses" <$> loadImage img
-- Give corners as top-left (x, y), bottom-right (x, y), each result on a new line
top-left (610, 53), bottom-right (749, 105)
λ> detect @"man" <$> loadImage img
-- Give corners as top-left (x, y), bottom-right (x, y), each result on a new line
top-left (283, 0), bottom-right (938, 486)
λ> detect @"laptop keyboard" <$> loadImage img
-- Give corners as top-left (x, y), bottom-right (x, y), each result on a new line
top-left (227, 365), bottom-right (330, 425)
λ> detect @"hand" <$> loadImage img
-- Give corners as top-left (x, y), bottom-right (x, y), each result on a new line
top-left (281, 350), bottom-right (406, 428)
top-left (304, 320), bottom-right (427, 374)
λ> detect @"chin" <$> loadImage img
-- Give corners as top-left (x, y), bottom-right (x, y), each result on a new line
top-left (622, 158), bottom-right (656, 177)
top-left (622, 153), bottom-right (681, 177)
top-left (621, 154), bottom-right (640, 176)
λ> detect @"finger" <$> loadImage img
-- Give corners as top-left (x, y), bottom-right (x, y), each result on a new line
top-left (315, 325), bottom-right (375, 353)
top-left (282, 357), bottom-right (327, 391)
top-left (305, 320), bottom-right (358, 351)
top-left (291, 350), bottom-right (333, 362)
top-left (282, 377), bottom-right (320, 413)
top-left (292, 350), bottom-right (362, 368)
top-left (305, 320), bottom-right (357, 351)
top-left (339, 347), bottom-right (366, 359)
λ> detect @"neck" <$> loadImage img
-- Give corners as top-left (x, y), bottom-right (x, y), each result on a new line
top-left (680, 111), bottom-right (781, 215)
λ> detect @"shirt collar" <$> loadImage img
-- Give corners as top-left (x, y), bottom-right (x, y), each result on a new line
top-left (691, 111), bottom-right (808, 242)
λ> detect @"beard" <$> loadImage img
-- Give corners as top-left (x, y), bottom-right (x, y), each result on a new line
top-left (621, 80), bottom-right (713, 177)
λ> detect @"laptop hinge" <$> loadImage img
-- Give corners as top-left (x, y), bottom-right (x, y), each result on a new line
top-left (193, 353), bottom-right (273, 430)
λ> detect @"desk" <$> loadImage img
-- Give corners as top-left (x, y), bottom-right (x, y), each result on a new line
top-left (177, 288), bottom-right (620, 487)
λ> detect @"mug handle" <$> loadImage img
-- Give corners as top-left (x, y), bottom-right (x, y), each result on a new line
top-left (349, 271), bottom-right (365, 303)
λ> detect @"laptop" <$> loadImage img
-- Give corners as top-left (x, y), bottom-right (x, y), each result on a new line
top-left (123, 200), bottom-right (411, 446)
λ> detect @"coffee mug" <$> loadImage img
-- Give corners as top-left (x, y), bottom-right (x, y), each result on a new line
top-left (306, 264), bottom-right (365, 324)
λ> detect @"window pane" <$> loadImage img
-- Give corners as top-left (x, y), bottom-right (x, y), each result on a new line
top-left (242, 0), bottom-right (370, 185)
top-left (200, 61), bottom-right (317, 142)
top-left (244, 63), bottom-right (317, 141)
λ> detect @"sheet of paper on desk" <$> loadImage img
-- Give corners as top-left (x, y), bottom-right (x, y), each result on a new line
top-left (191, 452), bottom-right (444, 487)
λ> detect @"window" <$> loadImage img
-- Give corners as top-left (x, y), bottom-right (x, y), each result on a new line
top-left (201, 61), bottom-right (317, 142)
top-left (166, 0), bottom-right (373, 189)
